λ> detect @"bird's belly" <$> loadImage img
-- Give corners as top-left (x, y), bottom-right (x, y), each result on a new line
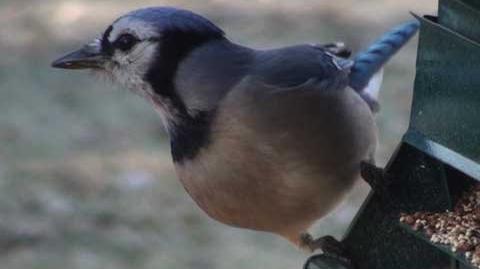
top-left (174, 86), bottom-right (377, 239)
top-left (175, 155), bottom-right (359, 237)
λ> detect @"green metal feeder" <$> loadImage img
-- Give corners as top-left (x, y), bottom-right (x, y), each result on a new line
top-left (305, 0), bottom-right (480, 268)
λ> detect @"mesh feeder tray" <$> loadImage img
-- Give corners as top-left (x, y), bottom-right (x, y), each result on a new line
top-left (400, 184), bottom-right (480, 268)
top-left (305, 0), bottom-right (480, 268)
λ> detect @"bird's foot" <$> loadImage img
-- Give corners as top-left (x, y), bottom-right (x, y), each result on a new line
top-left (360, 161), bottom-right (389, 193)
top-left (304, 254), bottom-right (354, 269)
top-left (300, 234), bottom-right (354, 269)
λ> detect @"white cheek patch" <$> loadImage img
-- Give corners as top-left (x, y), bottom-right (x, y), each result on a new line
top-left (102, 16), bottom-right (181, 131)
top-left (104, 43), bottom-right (180, 131)
top-left (108, 42), bottom-right (158, 94)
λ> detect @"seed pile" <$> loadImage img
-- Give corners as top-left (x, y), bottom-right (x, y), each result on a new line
top-left (400, 184), bottom-right (480, 267)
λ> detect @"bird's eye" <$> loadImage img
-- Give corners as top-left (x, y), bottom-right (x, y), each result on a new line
top-left (113, 33), bottom-right (139, 52)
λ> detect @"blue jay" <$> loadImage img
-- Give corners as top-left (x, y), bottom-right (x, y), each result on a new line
top-left (52, 7), bottom-right (418, 254)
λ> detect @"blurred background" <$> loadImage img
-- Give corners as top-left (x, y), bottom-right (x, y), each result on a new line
top-left (0, 1), bottom-right (436, 268)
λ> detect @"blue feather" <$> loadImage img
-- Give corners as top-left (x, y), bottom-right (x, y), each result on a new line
top-left (349, 20), bottom-right (420, 92)
top-left (123, 7), bottom-right (225, 38)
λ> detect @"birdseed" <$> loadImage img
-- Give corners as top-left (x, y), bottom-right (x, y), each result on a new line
top-left (400, 184), bottom-right (480, 267)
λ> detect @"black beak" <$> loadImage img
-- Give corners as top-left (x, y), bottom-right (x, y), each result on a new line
top-left (52, 41), bottom-right (106, 69)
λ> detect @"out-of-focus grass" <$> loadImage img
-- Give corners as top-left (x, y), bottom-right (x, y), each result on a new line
top-left (0, 1), bottom-right (435, 268)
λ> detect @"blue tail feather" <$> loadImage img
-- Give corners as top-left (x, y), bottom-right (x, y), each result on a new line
top-left (349, 20), bottom-right (420, 92)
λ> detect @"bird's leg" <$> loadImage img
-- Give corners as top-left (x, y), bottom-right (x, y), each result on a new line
top-left (300, 233), bottom-right (344, 254)
top-left (300, 233), bottom-right (353, 268)
top-left (360, 161), bottom-right (387, 192)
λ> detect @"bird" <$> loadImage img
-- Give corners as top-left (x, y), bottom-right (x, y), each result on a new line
top-left (52, 6), bottom-right (419, 256)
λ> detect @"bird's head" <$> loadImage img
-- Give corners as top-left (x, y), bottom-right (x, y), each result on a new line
top-left (52, 7), bottom-right (225, 127)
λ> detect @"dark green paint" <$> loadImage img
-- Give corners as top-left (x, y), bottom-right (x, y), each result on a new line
top-left (409, 15), bottom-right (480, 170)
top-left (440, 0), bottom-right (480, 40)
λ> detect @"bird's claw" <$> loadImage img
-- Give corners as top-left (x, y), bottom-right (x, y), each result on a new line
top-left (301, 234), bottom-right (354, 269)
top-left (304, 253), bottom-right (355, 269)
top-left (360, 161), bottom-right (389, 192)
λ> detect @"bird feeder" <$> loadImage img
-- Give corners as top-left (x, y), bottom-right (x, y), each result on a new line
top-left (305, 0), bottom-right (480, 268)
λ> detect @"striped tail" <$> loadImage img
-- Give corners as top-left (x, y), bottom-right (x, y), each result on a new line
top-left (349, 20), bottom-right (420, 111)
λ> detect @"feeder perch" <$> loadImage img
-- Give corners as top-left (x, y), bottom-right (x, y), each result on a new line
top-left (305, 0), bottom-right (480, 268)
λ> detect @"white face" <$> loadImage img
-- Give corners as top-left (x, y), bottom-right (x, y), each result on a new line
top-left (90, 16), bottom-right (179, 129)
top-left (100, 17), bottom-right (160, 97)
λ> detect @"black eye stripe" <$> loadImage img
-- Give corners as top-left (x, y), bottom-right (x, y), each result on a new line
top-left (113, 33), bottom-right (140, 52)
top-left (111, 35), bottom-right (161, 52)
top-left (101, 25), bottom-right (114, 55)
top-left (100, 29), bottom-right (161, 55)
